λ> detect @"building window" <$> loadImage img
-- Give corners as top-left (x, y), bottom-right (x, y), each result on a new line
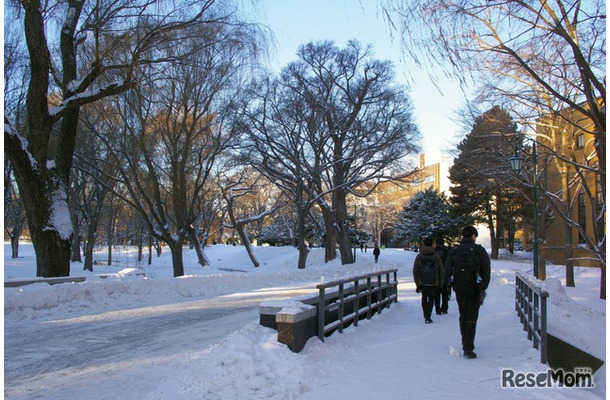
top-left (578, 190), bottom-right (587, 244)
top-left (576, 134), bottom-right (584, 149)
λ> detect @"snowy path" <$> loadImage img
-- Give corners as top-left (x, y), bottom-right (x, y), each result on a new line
top-left (4, 286), bottom-right (317, 399)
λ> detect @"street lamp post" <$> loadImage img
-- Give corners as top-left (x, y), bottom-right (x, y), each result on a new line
top-left (509, 138), bottom-right (539, 279)
top-left (353, 205), bottom-right (357, 262)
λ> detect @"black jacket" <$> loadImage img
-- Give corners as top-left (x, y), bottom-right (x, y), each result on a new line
top-left (413, 245), bottom-right (445, 287)
top-left (435, 244), bottom-right (451, 285)
top-left (445, 237), bottom-right (491, 292)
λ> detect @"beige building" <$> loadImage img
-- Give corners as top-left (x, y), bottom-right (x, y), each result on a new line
top-left (354, 152), bottom-right (454, 247)
top-left (411, 152), bottom-right (453, 194)
top-left (533, 104), bottom-right (604, 268)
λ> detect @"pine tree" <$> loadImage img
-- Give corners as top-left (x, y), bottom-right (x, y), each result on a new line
top-left (394, 188), bottom-right (462, 245)
top-left (449, 106), bottom-right (526, 258)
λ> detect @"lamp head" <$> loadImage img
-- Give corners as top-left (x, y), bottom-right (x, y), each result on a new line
top-left (509, 152), bottom-right (524, 174)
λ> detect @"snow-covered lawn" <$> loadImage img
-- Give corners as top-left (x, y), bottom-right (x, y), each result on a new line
top-left (4, 243), bottom-right (606, 399)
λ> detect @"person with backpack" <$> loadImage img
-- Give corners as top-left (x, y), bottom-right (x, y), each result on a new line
top-left (413, 237), bottom-right (444, 324)
top-left (434, 238), bottom-right (451, 315)
top-left (445, 226), bottom-right (491, 359)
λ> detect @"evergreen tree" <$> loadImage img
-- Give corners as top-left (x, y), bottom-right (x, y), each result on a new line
top-left (393, 188), bottom-right (462, 245)
top-left (448, 106), bottom-right (525, 258)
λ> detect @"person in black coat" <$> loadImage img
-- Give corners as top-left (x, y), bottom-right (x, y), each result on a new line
top-left (373, 246), bottom-right (381, 263)
top-left (413, 237), bottom-right (444, 324)
top-left (434, 238), bottom-right (451, 314)
top-left (445, 226), bottom-right (491, 359)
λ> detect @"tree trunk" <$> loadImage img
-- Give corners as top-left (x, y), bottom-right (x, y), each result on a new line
top-left (10, 235), bottom-right (20, 259)
top-left (166, 240), bottom-right (185, 277)
top-left (106, 205), bottom-right (117, 266)
top-left (335, 191), bottom-right (354, 265)
top-left (538, 258), bottom-right (547, 281)
top-left (188, 228), bottom-right (210, 267)
top-left (600, 266), bottom-right (606, 300)
top-left (83, 241), bottom-right (94, 272)
top-left (486, 200), bottom-right (499, 259)
top-left (560, 183), bottom-right (575, 286)
top-left (69, 191), bottom-right (82, 263)
top-left (148, 236), bottom-right (153, 266)
top-left (14, 170), bottom-right (72, 277)
top-left (564, 241), bottom-right (575, 287)
top-left (32, 231), bottom-right (72, 277)
top-left (234, 225), bottom-right (259, 267)
top-left (83, 222), bottom-right (98, 272)
top-left (137, 231), bottom-right (143, 262)
top-left (319, 203), bottom-right (338, 262)
top-left (27, 206), bottom-right (72, 277)
top-left (71, 232), bottom-right (82, 263)
top-left (296, 216), bottom-right (309, 269)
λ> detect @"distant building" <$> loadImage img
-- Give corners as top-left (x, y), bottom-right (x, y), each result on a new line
top-left (411, 152), bottom-right (453, 195)
top-left (352, 152), bottom-right (455, 247)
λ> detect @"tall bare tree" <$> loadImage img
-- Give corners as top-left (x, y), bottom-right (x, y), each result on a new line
top-left (87, 19), bottom-right (262, 277)
top-left (71, 125), bottom-right (119, 271)
top-left (4, 0), bottom-right (237, 277)
top-left (236, 75), bottom-right (326, 268)
top-left (239, 40), bottom-right (420, 267)
top-left (297, 41), bottom-right (421, 264)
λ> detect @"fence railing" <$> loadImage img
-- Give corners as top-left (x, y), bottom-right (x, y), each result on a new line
top-left (515, 271), bottom-right (549, 364)
top-left (317, 269), bottom-right (398, 342)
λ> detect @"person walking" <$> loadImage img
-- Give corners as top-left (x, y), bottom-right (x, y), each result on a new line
top-left (412, 237), bottom-right (444, 324)
top-left (434, 238), bottom-right (451, 315)
top-left (373, 246), bottom-right (380, 263)
top-left (445, 226), bottom-right (491, 359)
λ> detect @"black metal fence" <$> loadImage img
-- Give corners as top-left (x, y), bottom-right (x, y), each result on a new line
top-left (515, 271), bottom-right (549, 364)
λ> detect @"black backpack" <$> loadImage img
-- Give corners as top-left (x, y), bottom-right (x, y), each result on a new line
top-left (451, 245), bottom-right (481, 295)
top-left (418, 254), bottom-right (438, 286)
top-left (436, 246), bottom-right (449, 264)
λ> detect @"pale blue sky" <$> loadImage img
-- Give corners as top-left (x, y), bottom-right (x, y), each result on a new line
top-left (249, 0), bottom-right (464, 156)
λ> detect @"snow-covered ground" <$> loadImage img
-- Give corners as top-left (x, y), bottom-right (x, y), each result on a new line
top-left (3, 243), bottom-right (606, 399)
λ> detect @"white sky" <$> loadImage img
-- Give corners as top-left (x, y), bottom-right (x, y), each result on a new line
top-left (249, 0), bottom-right (465, 155)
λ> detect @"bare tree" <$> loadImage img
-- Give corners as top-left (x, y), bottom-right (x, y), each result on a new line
top-left (71, 125), bottom-right (119, 271)
top-left (3, 0), bottom-right (240, 277)
top-left (4, 161), bottom-right (27, 258)
top-left (359, 181), bottom-right (416, 248)
top-left (4, 19), bottom-right (29, 259)
top-left (288, 41), bottom-right (420, 264)
top-left (236, 75), bottom-right (326, 268)
top-left (219, 170), bottom-right (283, 268)
top-left (239, 40), bottom-right (420, 267)
top-left (88, 19), bottom-right (261, 277)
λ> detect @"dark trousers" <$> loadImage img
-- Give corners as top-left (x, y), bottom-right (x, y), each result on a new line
top-left (435, 284), bottom-right (450, 313)
top-left (455, 291), bottom-right (481, 352)
top-left (420, 286), bottom-right (437, 319)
